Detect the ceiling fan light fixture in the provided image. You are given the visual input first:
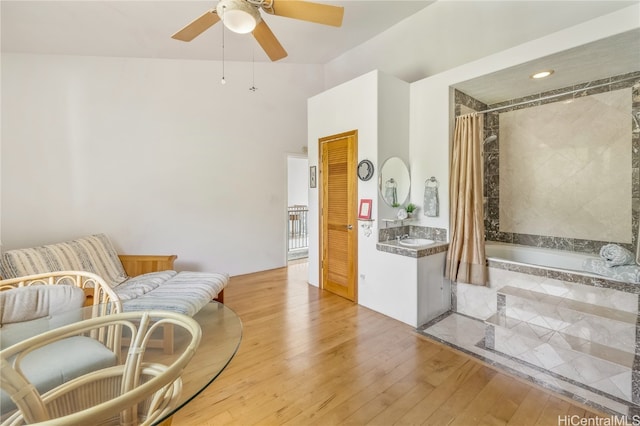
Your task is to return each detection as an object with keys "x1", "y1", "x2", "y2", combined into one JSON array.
[{"x1": 217, "y1": 0, "x2": 260, "y2": 34}]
